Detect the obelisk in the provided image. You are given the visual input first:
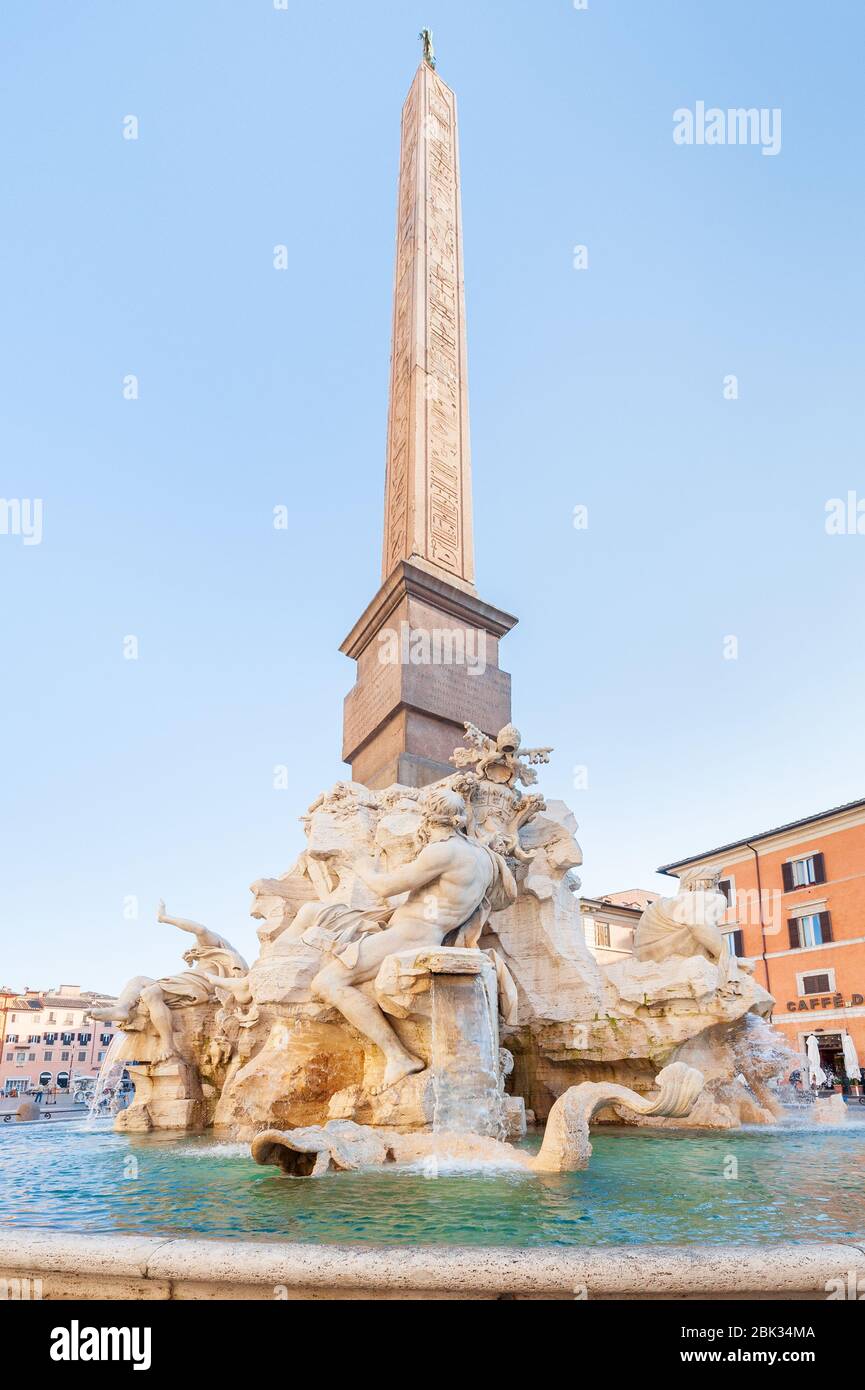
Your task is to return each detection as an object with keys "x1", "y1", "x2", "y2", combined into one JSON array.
[{"x1": 341, "y1": 40, "x2": 517, "y2": 789}]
